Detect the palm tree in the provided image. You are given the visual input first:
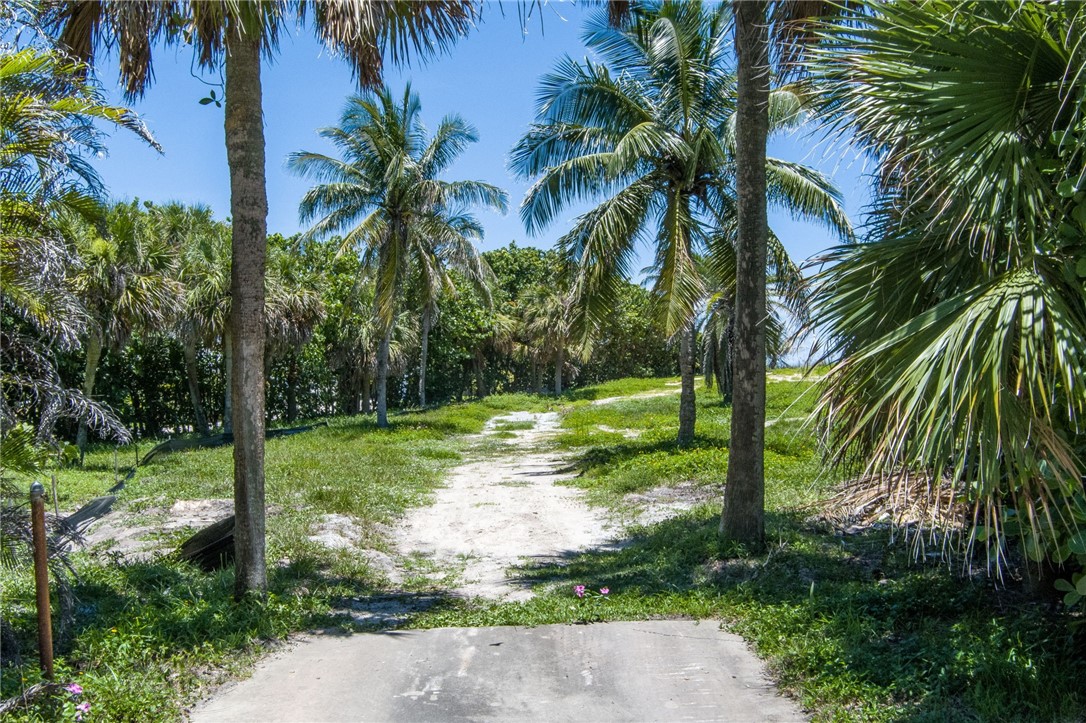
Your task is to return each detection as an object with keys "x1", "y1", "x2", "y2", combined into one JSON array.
[
  {"x1": 66, "y1": 200, "x2": 182, "y2": 458},
  {"x1": 325, "y1": 273, "x2": 380, "y2": 416},
  {"x1": 48, "y1": 0, "x2": 477, "y2": 597},
  {"x1": 520, "y1": 284, "x2": 579, "y2": 395},
  {"x1": 511, "y1": 1, "x2": 849, "y2": 447},
  {"x1": 701, "y1": 232, "x2": 807, "y2": 402},
  {"x1": 152, "y1": 202, "x2": 226, "y2": 436},
  {"x1": 807, "y1": 2, "x2": 1086, "y2": 569},
  {"x1": 720, "y1": 0, "x2": 771, "y2": 547},
  {"x1": 290, "y1": 86, "x2": 507, "y2": 426},
  {"x1": 264, "y1": 234, "x2": 326, "y2": 422},
  {"x1": 420, "y1": 212, "x2": 495, "y2": 408},
  {"x1": 720, "y1": 0, "x2": 852, "y2": 551},
  {"x1": 0, "y1": 46, "x2": 152, "y2": 443}
]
